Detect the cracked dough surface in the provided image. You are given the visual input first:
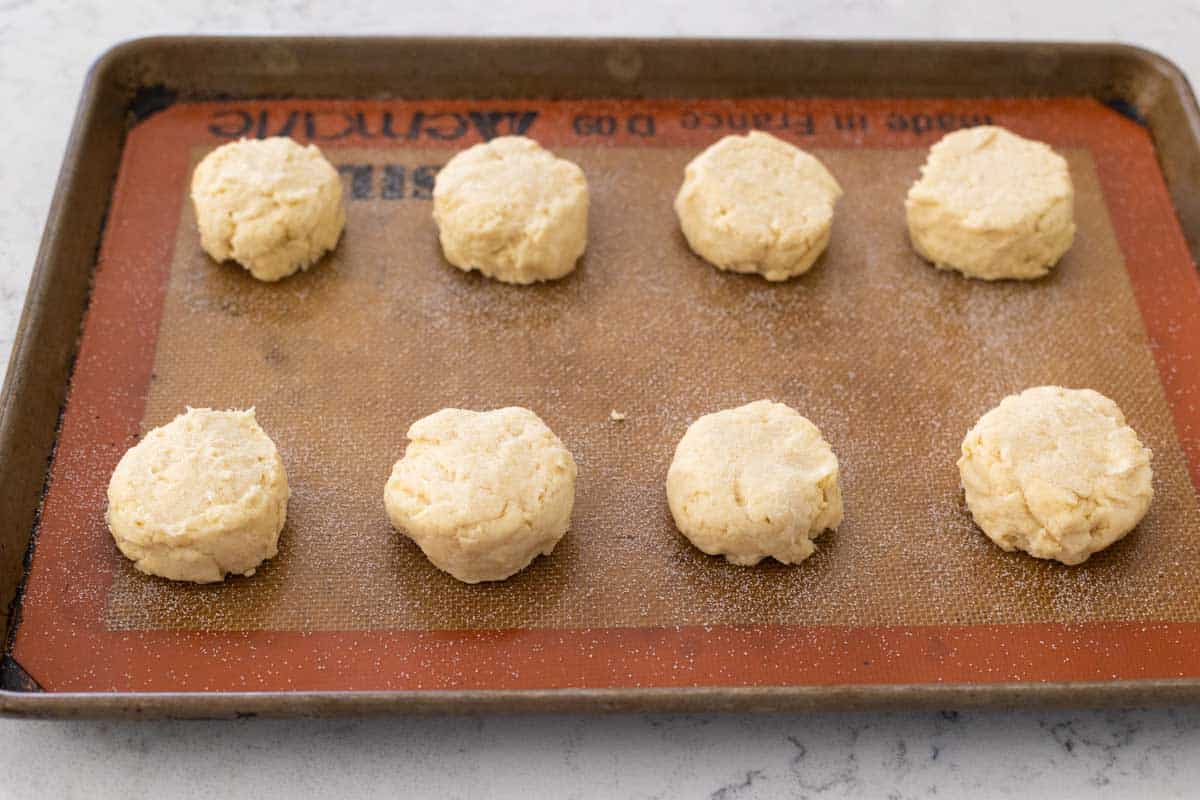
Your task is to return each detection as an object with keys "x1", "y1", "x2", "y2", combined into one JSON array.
[
  {"x1": 958, "y1": 386, "x2": 1153, "y2": 565},
  {"x1": 905, "y1": 125, "x2": 1075, "y2": 280},
  {"x1": 384, "y1": 407, "x2": 577, "y2": 583},
  {"x1": 666, "y1": 400, "x2": 843, "y2": 566},
  {"x1": 432, "y1": 136, "x2": 589, "y2": 284},
  {"x1": 674, "y1": 131, "x2": 843, "y2": 281},
  {"x1": 191, "y1": 136, "x2": 345, "y2": 282},
  {"x1": 106, "y1": 408, "x2": 290, "y2": 583}
]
